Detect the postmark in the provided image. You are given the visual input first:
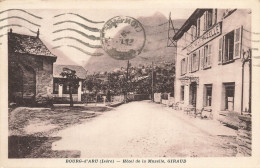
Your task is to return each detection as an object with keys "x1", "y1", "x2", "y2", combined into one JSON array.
[{"x1": 100, "y1": 16, "x2": 146, "y2": 60}]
